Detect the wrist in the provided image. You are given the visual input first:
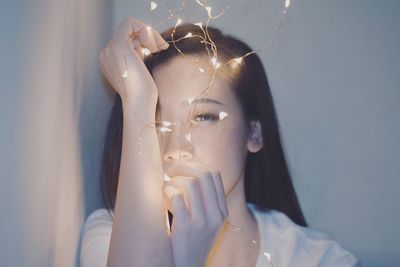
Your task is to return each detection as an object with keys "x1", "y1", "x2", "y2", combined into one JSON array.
[{"x1": 121, "y1": 95, "x2": 157, "y2": 124}]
